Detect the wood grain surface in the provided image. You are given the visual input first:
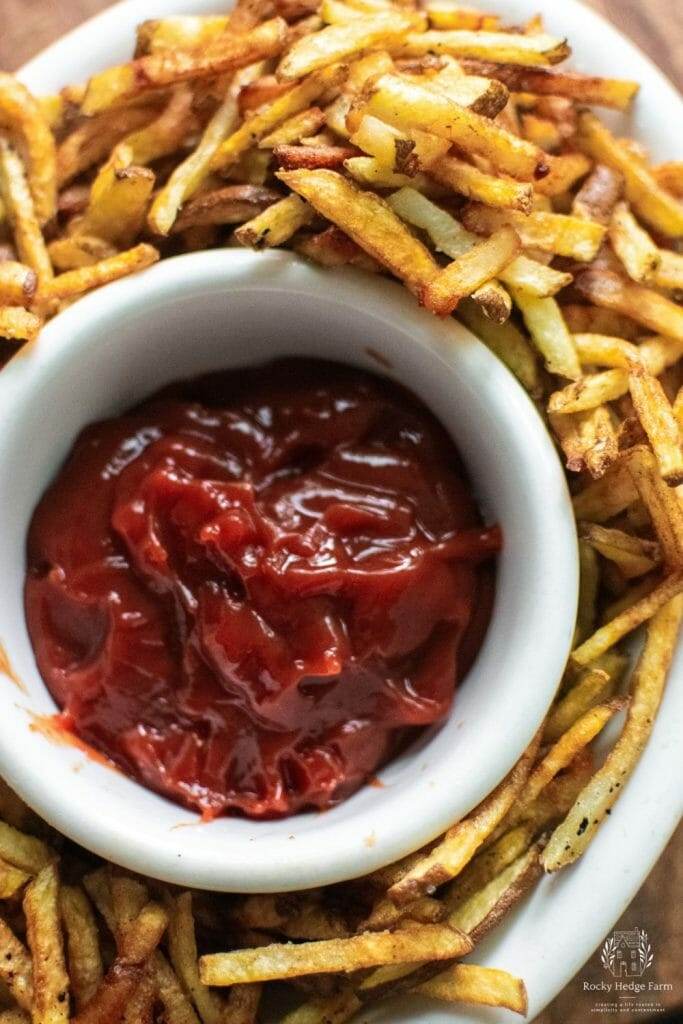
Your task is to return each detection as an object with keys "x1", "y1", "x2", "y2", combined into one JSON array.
[{"x1": 0, "y1": 2, "x2": 681, "y2": 1022}]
